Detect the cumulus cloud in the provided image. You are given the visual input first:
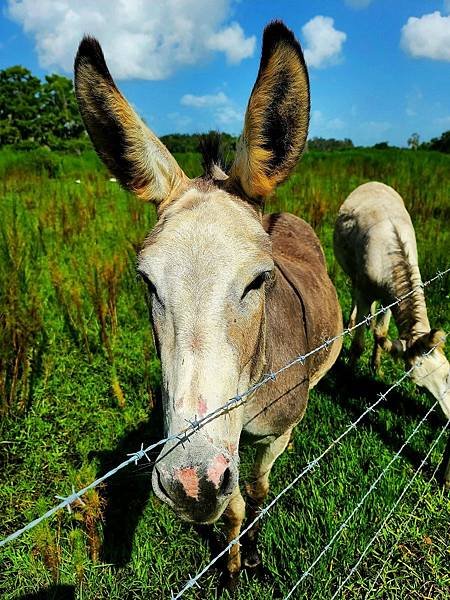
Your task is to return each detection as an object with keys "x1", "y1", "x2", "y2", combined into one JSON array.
[
  {"x1": 6, "y1": 0, "x2": 256, "y2": 79},
  {"x1": 180, "y1": 90, "x2": 243, "y2": 128},
  {"x1": 302, "y1": 16, "x2": 347, "y2": 68},
  {"x1": 401, "y1": 11, "x2": 450, "y2": 62},
  {"x1": 345, "y1": 0, "x2": 373, "y2": 8},
  {"x1": 206, "y1": 22, "x2": 255, "y2": 64},
  {"x1": 181, "y1": 91, "x2": 229, "y2": 108},
  {"x1": 310, "y1": 110, "x2": 346, "y2": 134}
]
